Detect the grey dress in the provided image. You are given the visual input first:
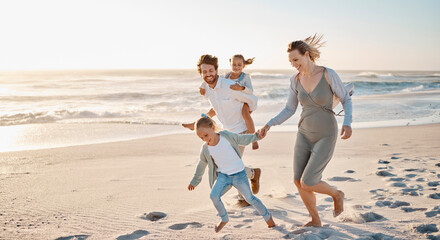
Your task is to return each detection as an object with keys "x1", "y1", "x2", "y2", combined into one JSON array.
[{"x1": 268, "y1": 67, "x2": 352, "y2": 186}]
